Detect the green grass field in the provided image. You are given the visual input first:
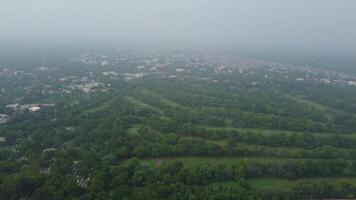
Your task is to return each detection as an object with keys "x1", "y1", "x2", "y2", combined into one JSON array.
[
  {"x1": 208, "y1": 177, "x2": 356, "y2": 191},
  {"x1": 127, "y1": 125, "x2": 141, "y2": 136},
  {"x1": 161, "y1": 157, "x2": 292, "y2": 168},
  {"x1": 199, "y1": 125, "x2": 356, "y2": 138},
  {"x1": 141, "y1": 89, "x2": 185, "y2": 109},
  {"x1": 125, "y1": 96, "x2": 163, "y2": 113},
  {"x1": 250, "y1": 177, "x2": 356, "y2": 190},
  {"x1": 180, "y1": 136, "x2": 227, "y2": 146}
]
